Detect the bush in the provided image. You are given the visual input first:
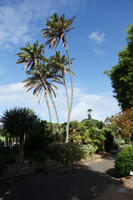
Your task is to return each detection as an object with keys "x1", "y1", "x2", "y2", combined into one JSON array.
[
  {"x1": 0, "y1": 155, "x2": 6, "y2": 174},
  {"x1": 87, "y1": 144, "x2": 98, "y2": 155},
  {"x1": 125, "y1": 138, "x2": 131, "y2": 144},
  {"x1": 35, "y1": 163, "x2": 46, "y2": 172},
  {"x1": 31, "y1": 151, "x2": 47, "y2": 162},
  {"x1": 24, "y1": 131, "x2": 54, "y2": 156},
  {"x1": 48, "y1": 143, "x2": 97, "y2": 166},
  {"x1": 104, "y1": 129, "x2": 114, "y2": 152},
  {"x1": 0, "y1": 140, "x2": 10, "y2": 155},
  {"x1": 5, "y1": 153, "x2": 16, "y2": 165},
  {"x1": 115, "y1": 146, "x2": 133, "y2": 177}
]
